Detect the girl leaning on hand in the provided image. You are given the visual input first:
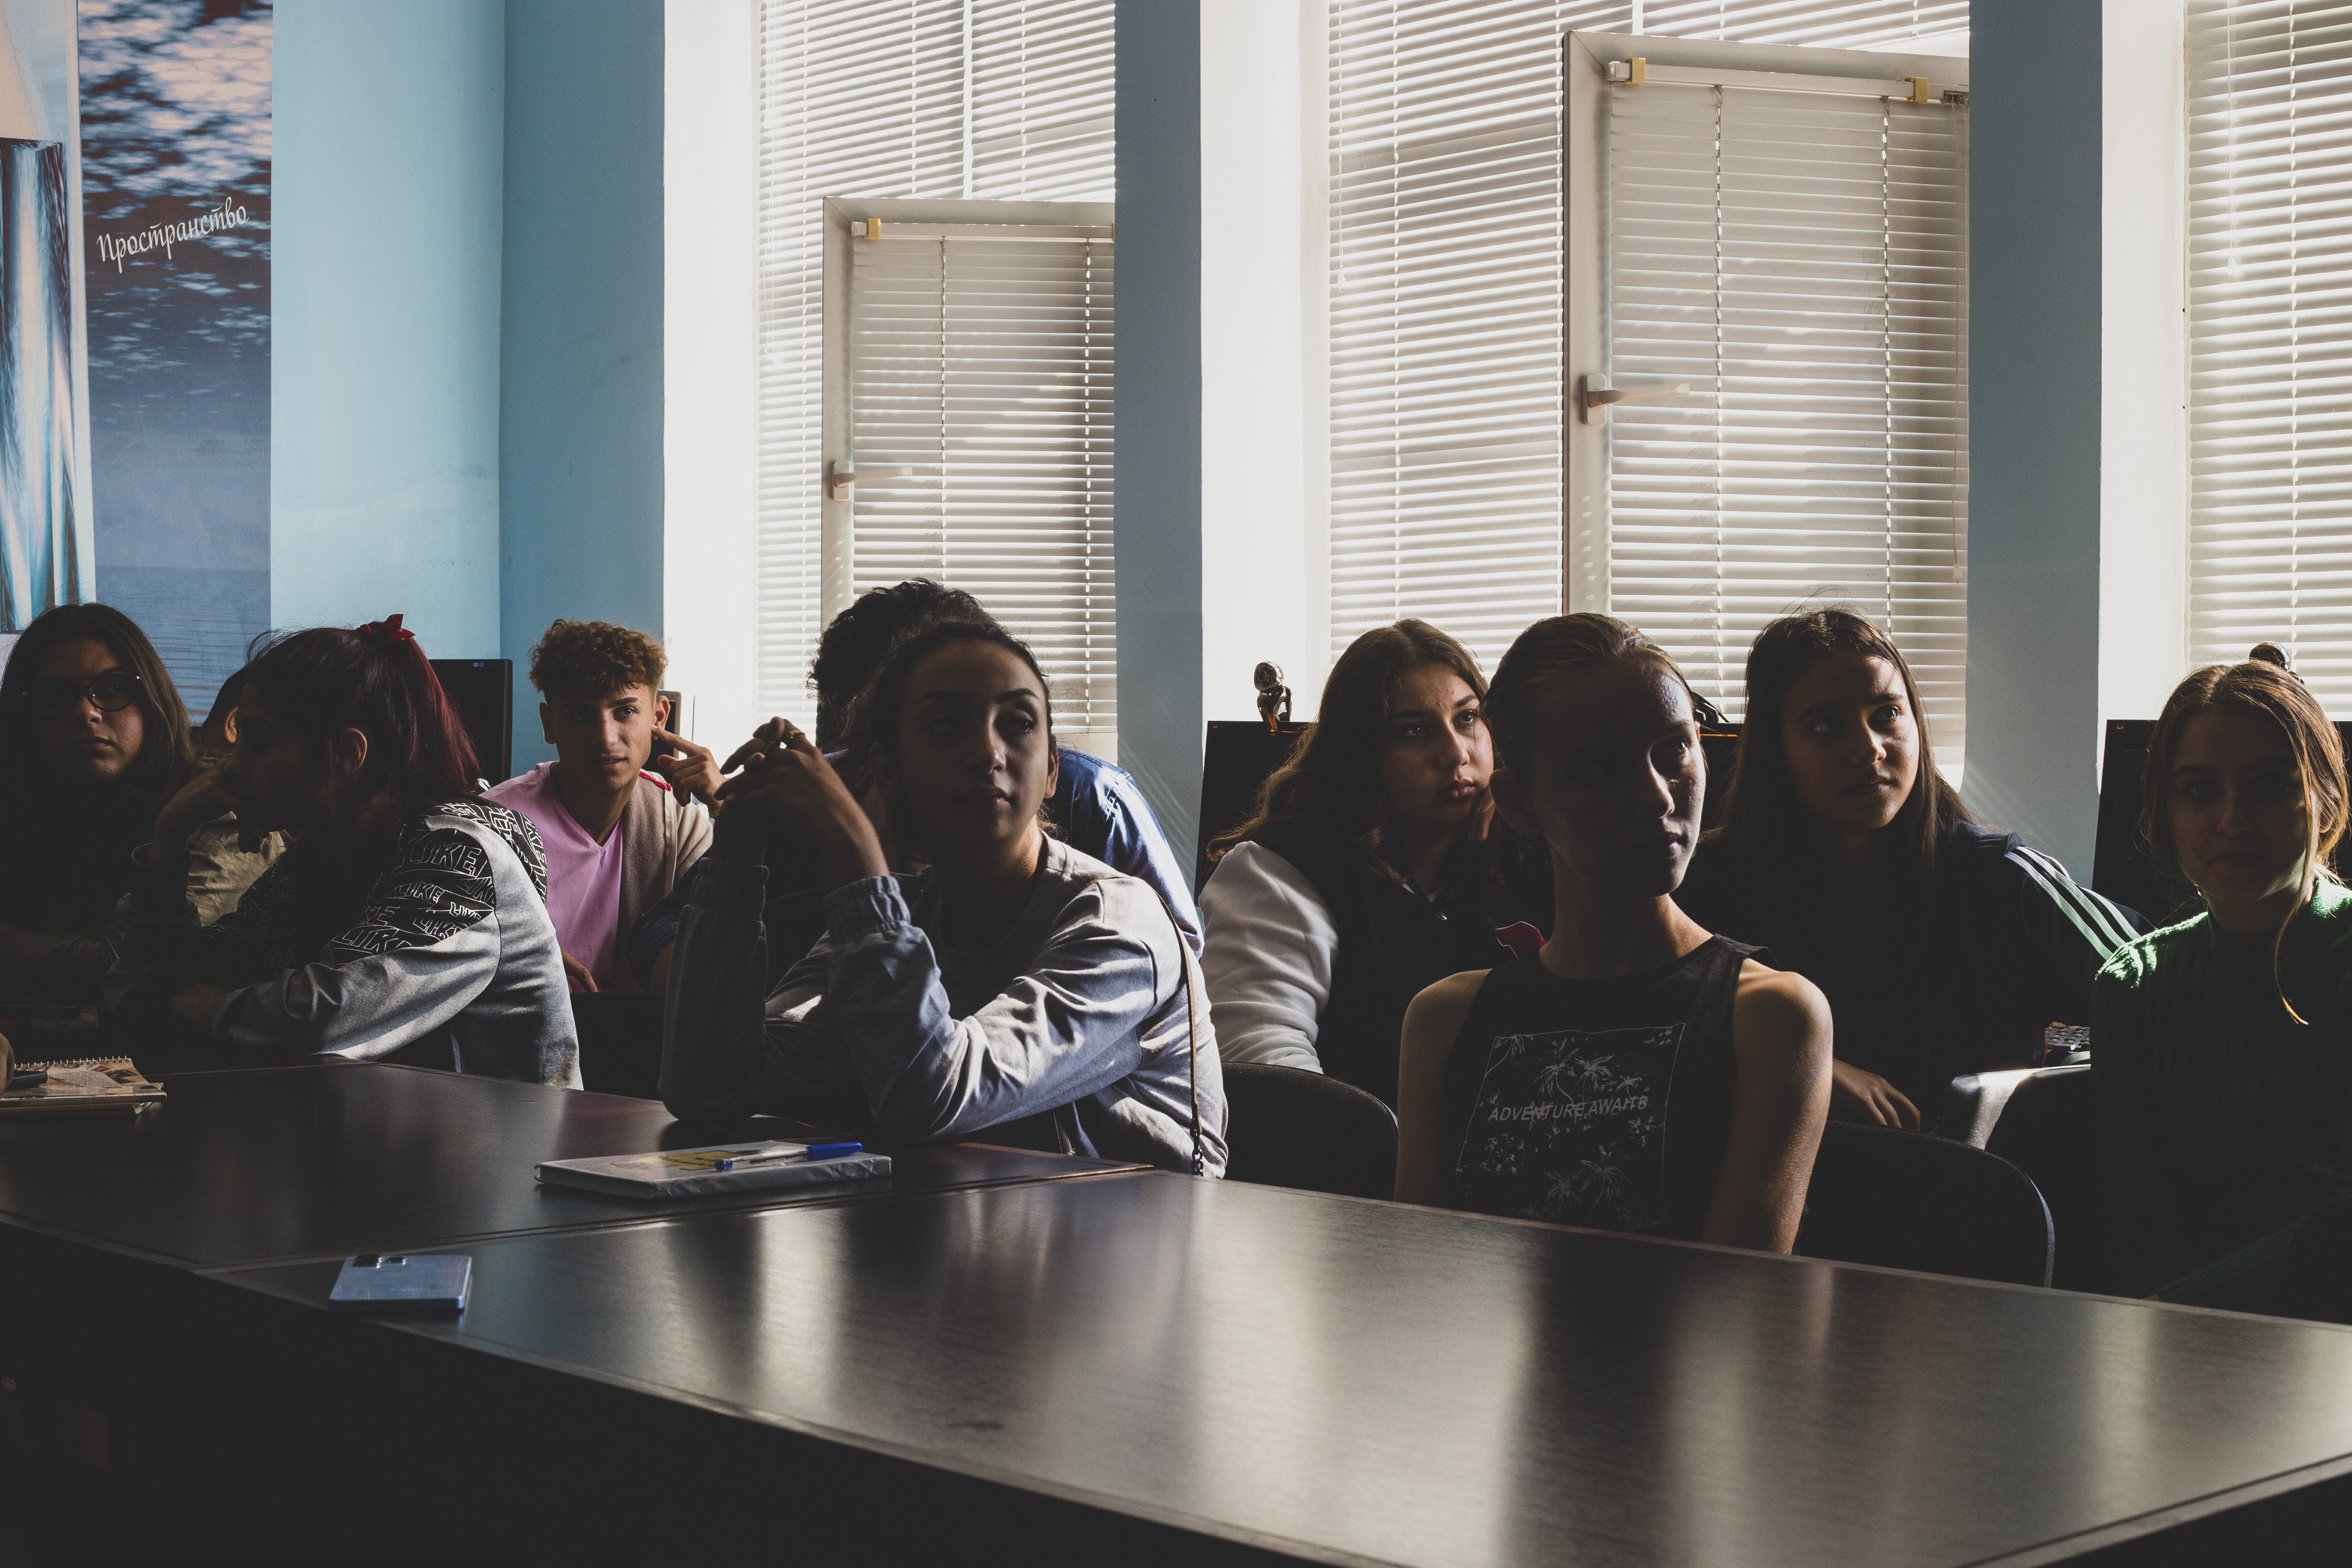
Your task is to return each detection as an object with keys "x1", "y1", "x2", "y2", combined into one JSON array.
[{"x1": 658, "y1": 619, "x2": 1224, "y2": 1175}]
